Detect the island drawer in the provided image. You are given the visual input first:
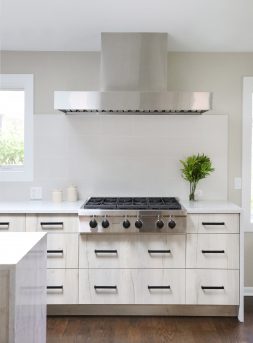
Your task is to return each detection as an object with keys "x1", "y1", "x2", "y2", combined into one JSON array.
[{"x1": 187, "y1": 214, "x2": 239, "y2": 233}]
